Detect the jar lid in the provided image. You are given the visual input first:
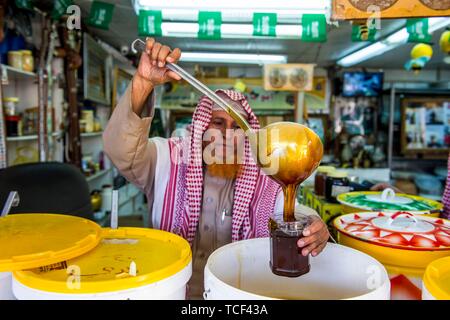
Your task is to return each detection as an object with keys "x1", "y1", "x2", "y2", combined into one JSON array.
[
  {"x1": 4, "y1": 97, "x2": 19, "y2": 103},
  {"x1": 19, "y1": 50, "x2": 32, "y2": 55},
  {"x1": 5, "y1": 115, "x2": 21, "y2": 121},
  {"x1": 8, "y1": 51, "x2": 22, "y2": 55},
  {"x1": 328, "y1": 170, "x2": 348, "y2": 178},
  {"x1": 316, "y1": 166, "x2": 335, "y2": 173}
]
